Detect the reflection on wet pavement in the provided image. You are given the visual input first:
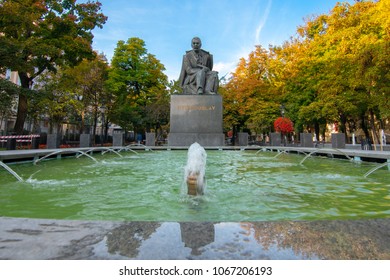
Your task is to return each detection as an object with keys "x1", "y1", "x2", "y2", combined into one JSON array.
[{"x1": 0, "y1": 218, "x2": 389, "y2": 259}]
